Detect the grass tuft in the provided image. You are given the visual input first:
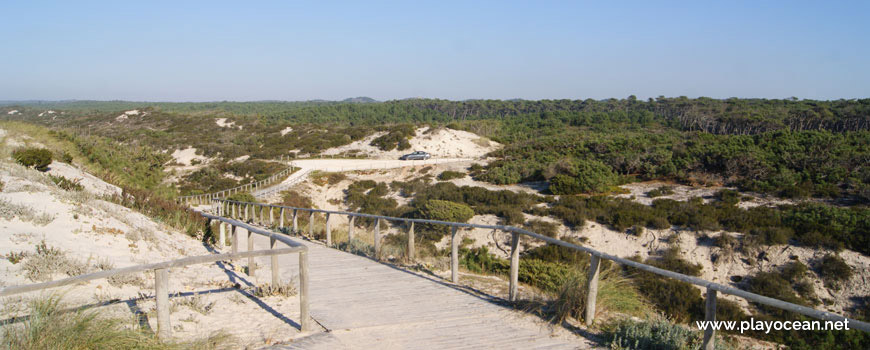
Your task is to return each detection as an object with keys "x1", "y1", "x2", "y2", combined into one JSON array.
[{"x1": 2, "y1": 295, "x2": 235, "y2": 349}]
